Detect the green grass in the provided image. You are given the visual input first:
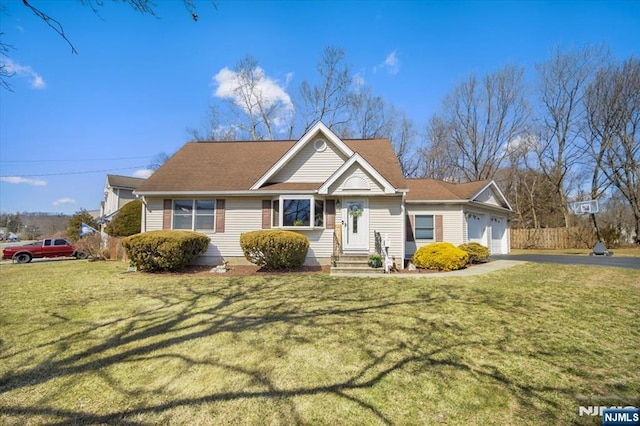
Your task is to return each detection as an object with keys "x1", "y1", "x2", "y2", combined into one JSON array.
[{"x1": 1, "y1": 260, "x2": 638, "y2": 425}]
